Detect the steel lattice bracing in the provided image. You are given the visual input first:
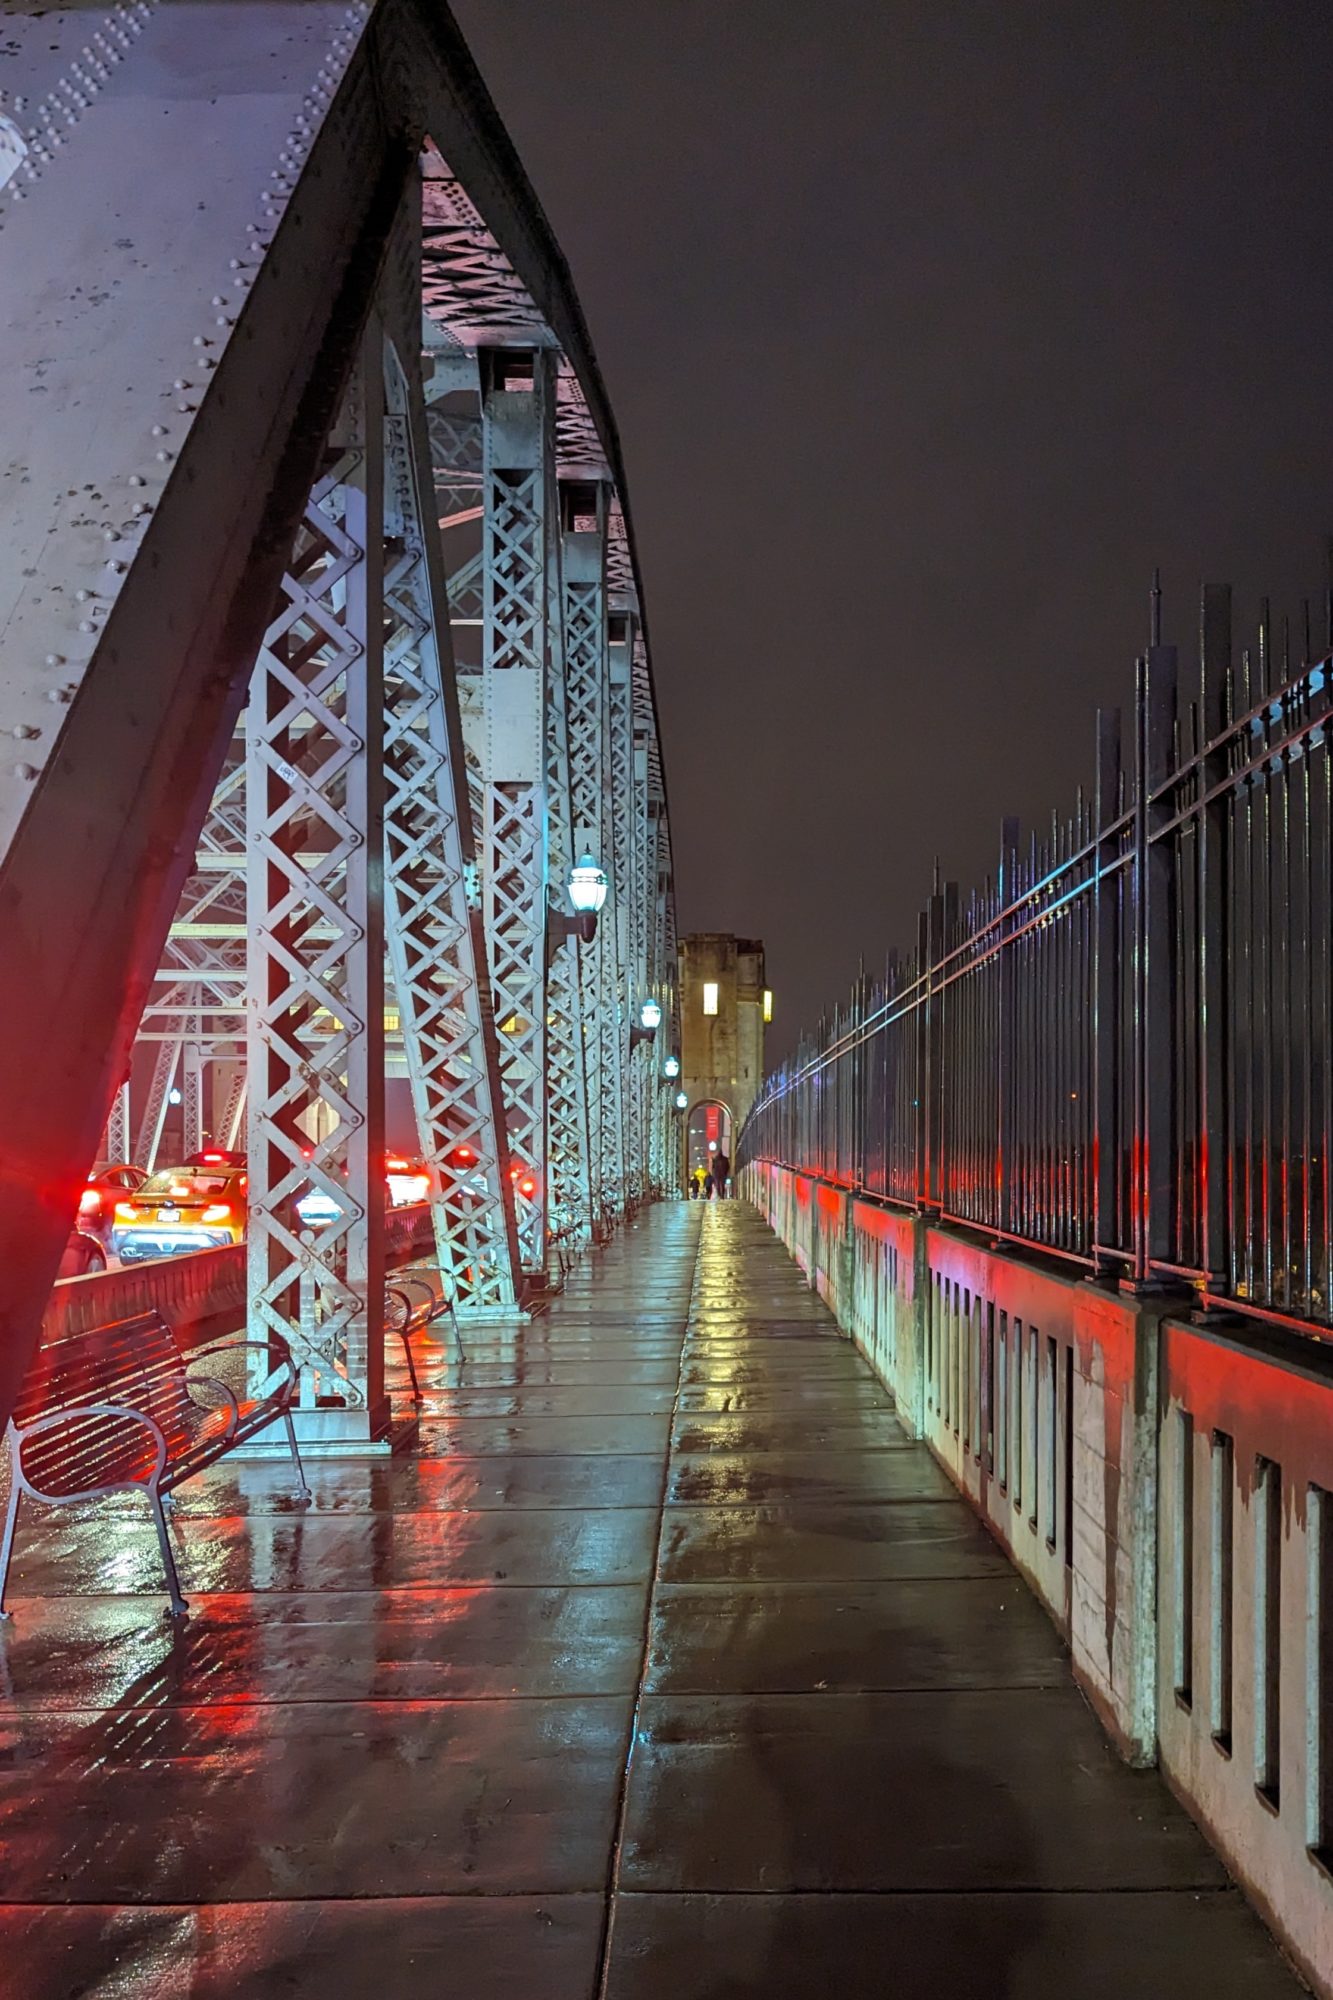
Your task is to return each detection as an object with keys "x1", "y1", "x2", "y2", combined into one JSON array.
[
  {"x1": 380, "y1": 338, "x2": 521, "y2": 1315},
  {"x1": 245, "y1": 334, "x2": 389, "y2": 1438},
  {"x1": 562, "y1": 491, "x2": 619, "y2": 1218},
  {"x1": 0, "y1": 0, "x2": 676, "y2": 1440}
]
